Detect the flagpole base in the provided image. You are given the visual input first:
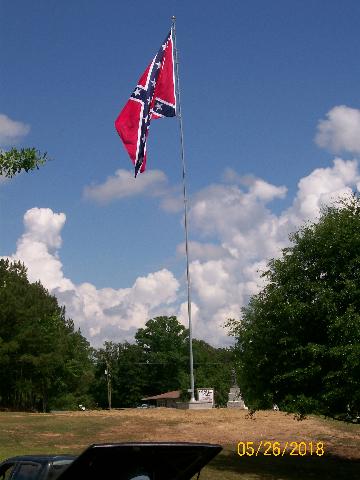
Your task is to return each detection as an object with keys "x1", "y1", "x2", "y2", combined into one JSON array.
[{"x1": 176, "y1": 401, "x2": 213, "y2": 410}]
